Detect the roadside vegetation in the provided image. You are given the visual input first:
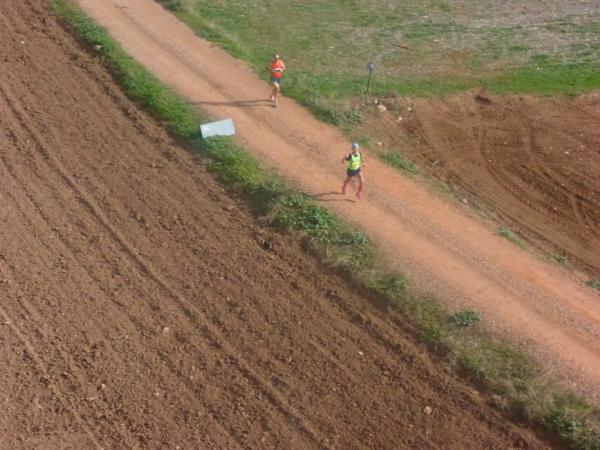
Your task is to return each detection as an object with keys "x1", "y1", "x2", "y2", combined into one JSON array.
[
  {"x1": 381, "y1": 151, "x2": 420, "y2": 175},
  {"x1": 554, "y1": 254, "x2": 569, "y2": 266},
  {"x1": 53, "y1": 1, "x2": 600, "y2": 448},
  {"x1": 497, "y1": 226, "x2": 527, "y2": 249}
]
